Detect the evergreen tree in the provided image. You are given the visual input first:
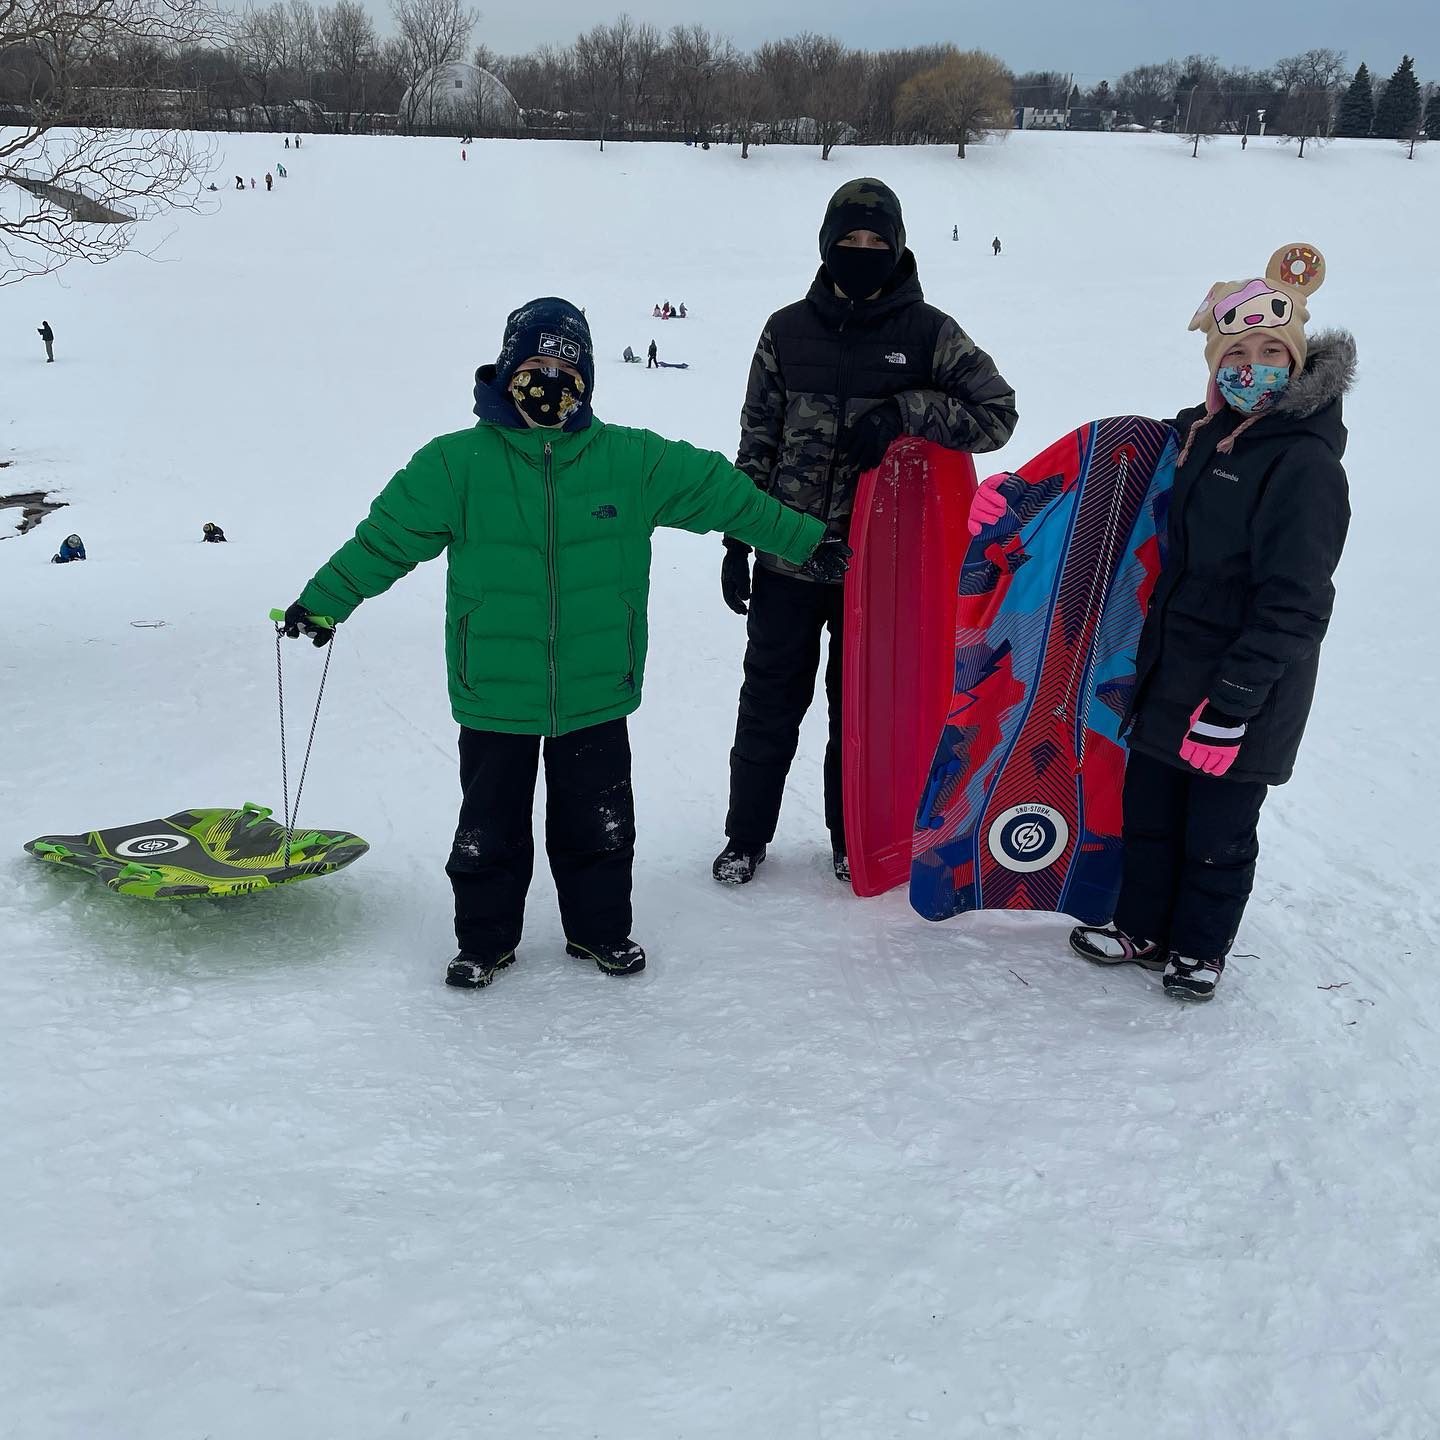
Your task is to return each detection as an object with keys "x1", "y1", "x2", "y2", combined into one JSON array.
[
  {"x1": 1426, "y1": 88, "x2": 1440, "y2": 137},
  {"x1": 1374, "y1": 55, "x2": 1421, "y2": 139},
  {"x1": 1335, "y1": 63, "x2": 1374, "y2": 137}
]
